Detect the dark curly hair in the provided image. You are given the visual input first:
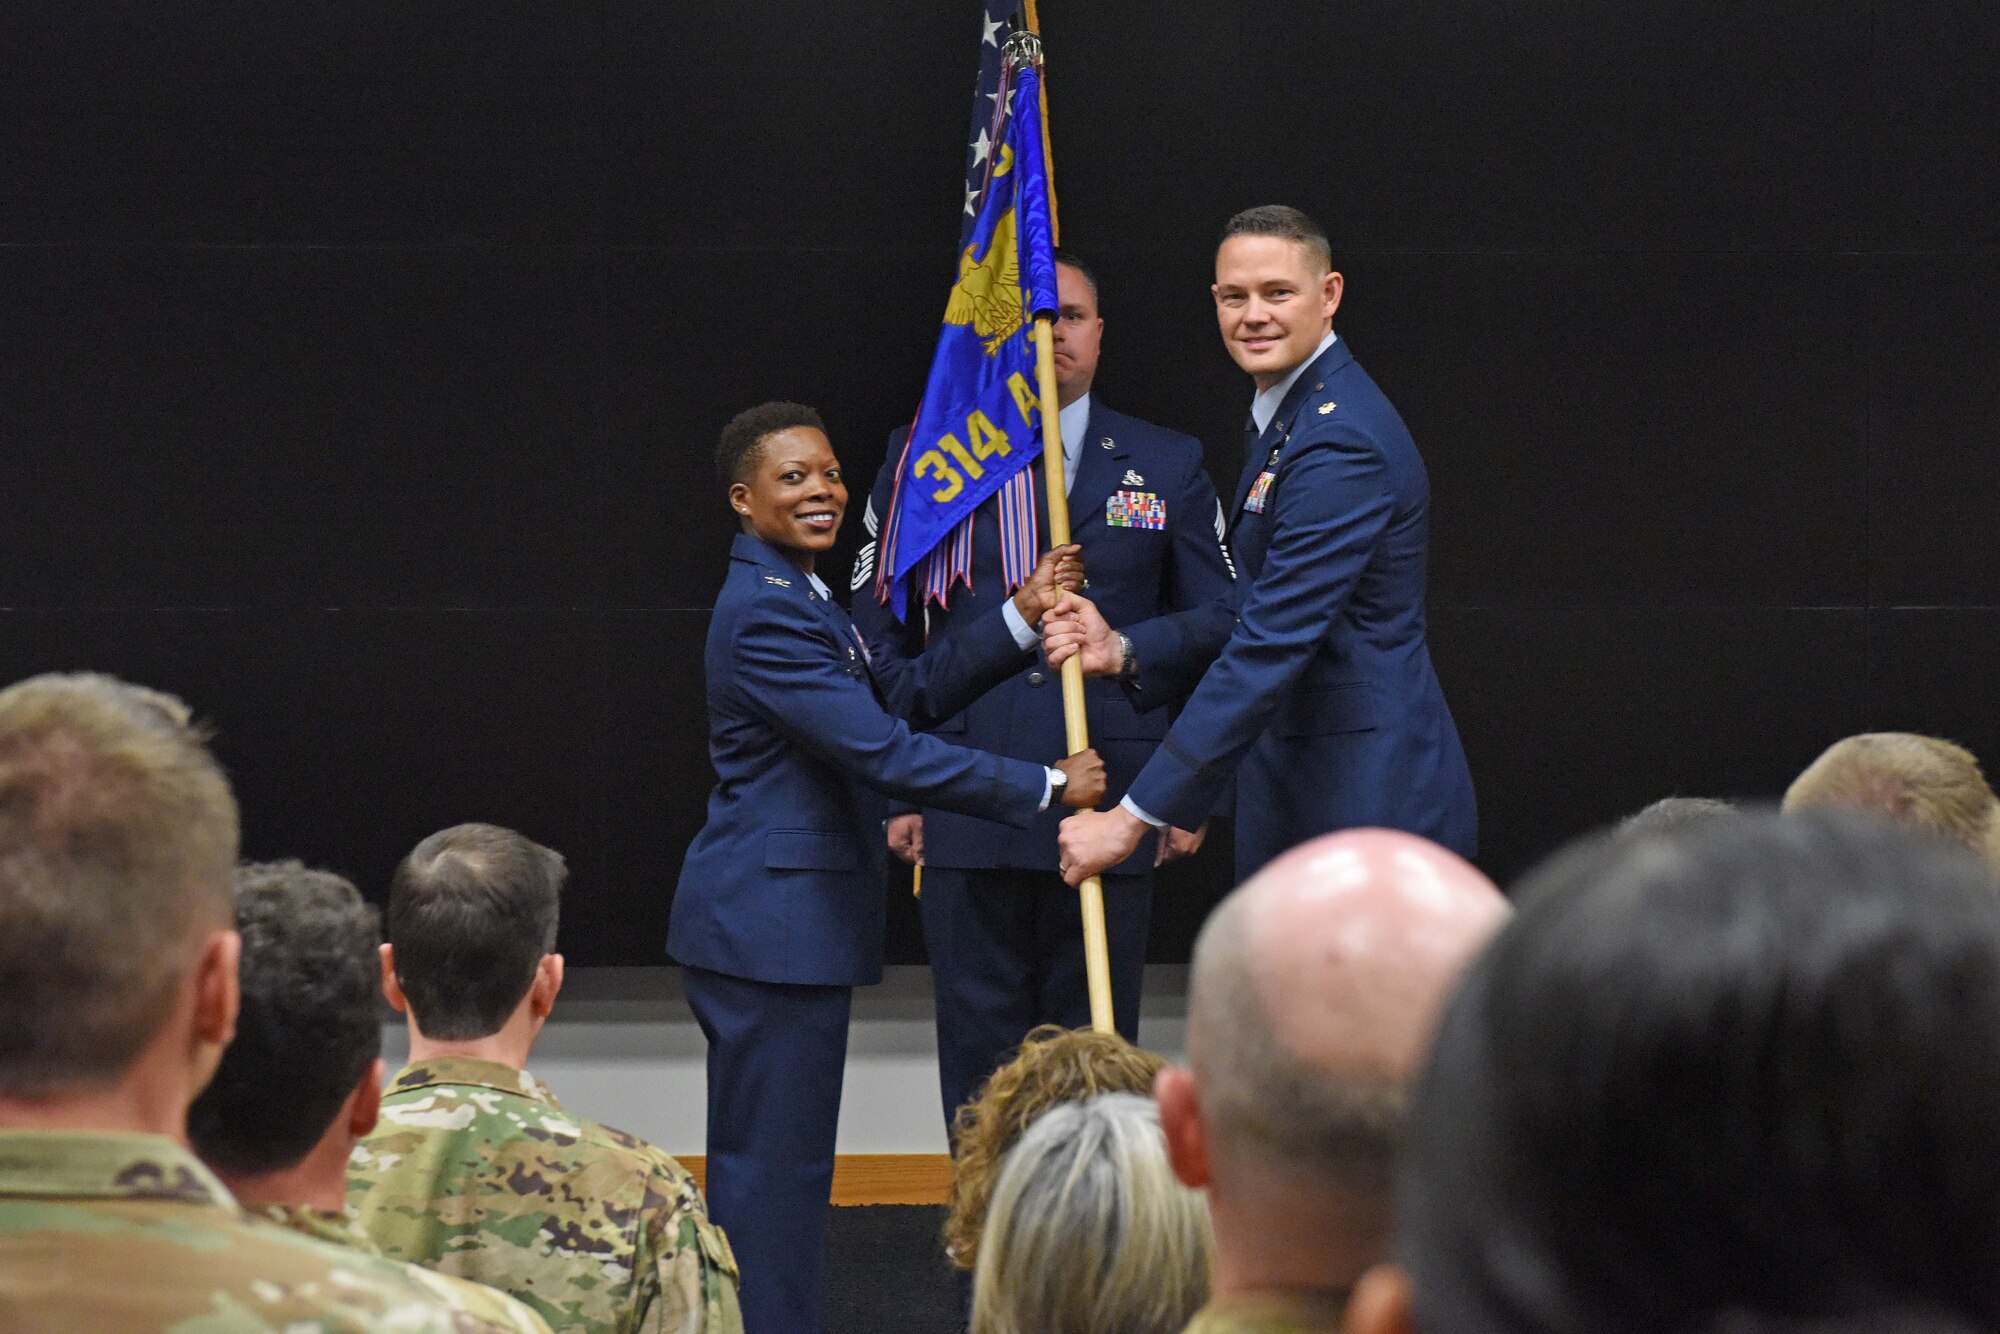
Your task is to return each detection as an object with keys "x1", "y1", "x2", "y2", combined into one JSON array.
[
  {"x1": 186, "y1": 860, "x2": 382, "y2": 1176},
  {"x1": 716, "y1": 401, "x2": 827, "y2": 487}
]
